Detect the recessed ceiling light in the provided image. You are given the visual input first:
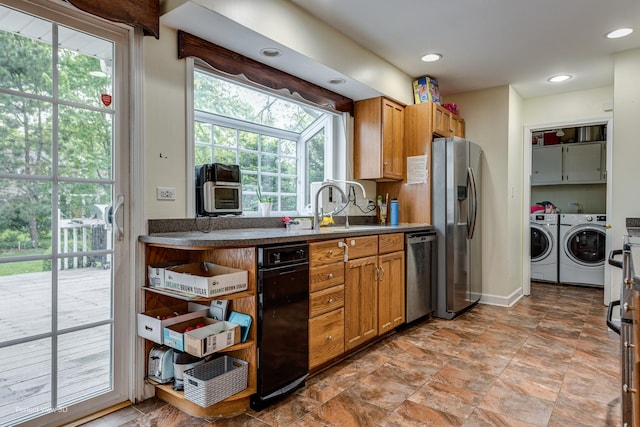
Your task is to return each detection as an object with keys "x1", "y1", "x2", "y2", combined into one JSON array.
[
  {"x1": 260, "y1": 48, "x2": 282, "y2": 58},
  {"x1": 328, "y1": 78, "x2": 346, "y2": 85},
  {"x1": 548, "y1": 74, "x2": 572, "y2": 83},
  {"x1": 421, "y1": 53, "x2": 442, "y2": 62},
  {"x1": 606, "y1": 28, "x2": 634, "y2": 39}
]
